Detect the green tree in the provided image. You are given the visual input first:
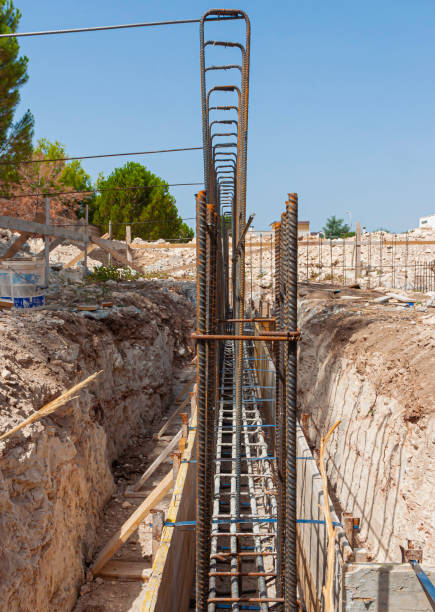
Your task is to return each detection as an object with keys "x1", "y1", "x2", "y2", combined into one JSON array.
[
  {"x1": 0, "y1": 0, "x2": 34, "y2": 184},
  {"x1": 90, "y1": 162, "x2": 194, "y2": 241},
  {"x1": 322, "y1": 215, "x2": 350, "y2": 239},
  {"x1": 1, "y1": 139, "x2": 93, "y2": 221},
  {"x1": 33, "y1": 139, "x2": 93, "y2": 214}
]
